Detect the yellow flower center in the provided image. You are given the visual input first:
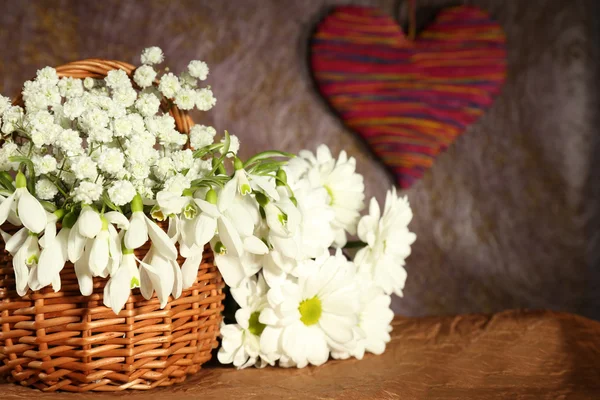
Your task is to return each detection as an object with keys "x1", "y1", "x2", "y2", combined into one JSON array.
[
  {"x1": 298, "y1": 296, "x2": 322, "y2": 326},
  {"x1": 248, "y1": 311, "x2": 266, "y2": 336}
]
